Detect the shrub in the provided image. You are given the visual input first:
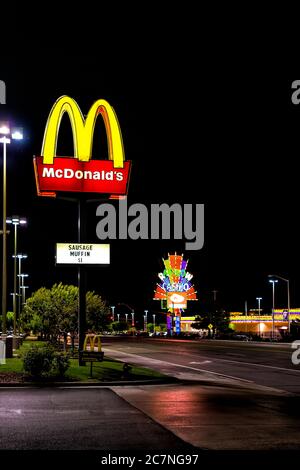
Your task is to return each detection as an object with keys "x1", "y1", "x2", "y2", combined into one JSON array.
[
  {"x1": 23, "y1": 345, "x2": 70, "y2": 379},
  {"x1": 23, "y1": 345, "x2": 54, "y2": 378},
  {"x1": 52, "y1": 352, "x2": 70, "y2": 377}
]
